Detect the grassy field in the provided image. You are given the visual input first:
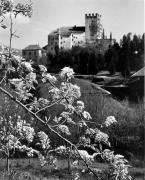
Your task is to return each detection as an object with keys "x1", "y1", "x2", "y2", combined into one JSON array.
[{"x1": 0, "y1": 158, "x2": 144, "y2": 180}]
